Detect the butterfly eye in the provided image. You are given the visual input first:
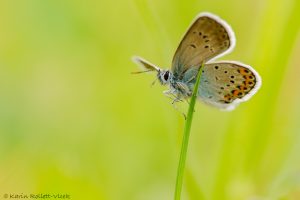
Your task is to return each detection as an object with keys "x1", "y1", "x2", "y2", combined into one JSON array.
[{"x1": 163, "y1": 71, "x2": 169, "y2": 81}]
